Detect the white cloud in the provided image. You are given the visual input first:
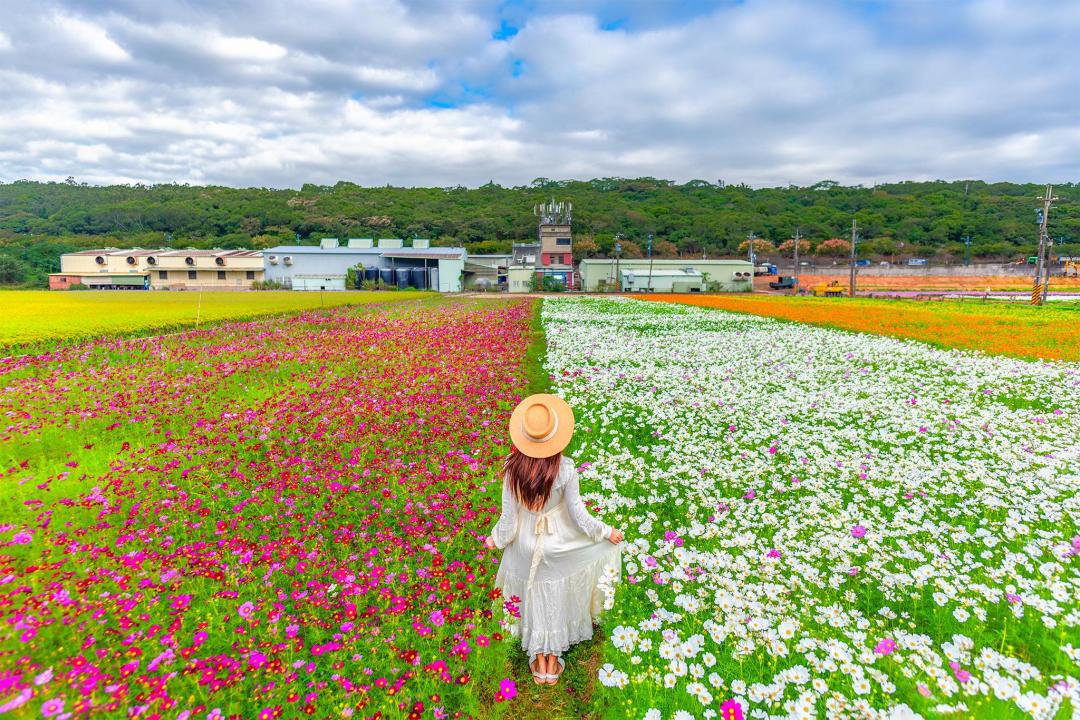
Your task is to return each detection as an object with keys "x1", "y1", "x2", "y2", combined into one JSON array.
[
  {"x1": 51, "y1": 13, "x2": 131, "y2": 63},
  {"x1": 205, "y1": 33, "x2": 288, "y2": 62},
  {"x1": 0, "y1": 1, "x2": 1078, "y2": 187}
]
